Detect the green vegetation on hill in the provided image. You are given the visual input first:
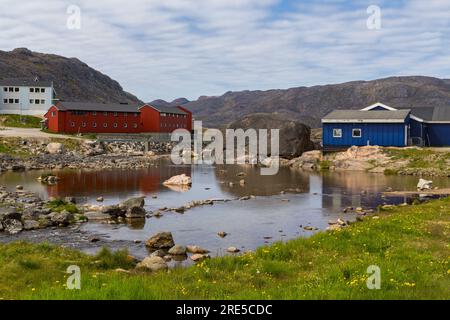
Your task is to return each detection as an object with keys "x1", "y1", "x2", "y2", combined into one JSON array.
[
  {"x1": 0, "y1": 114, "x2": 42, "y2": 128},
  {"x1": 0, "y1": 197, "x2": 448, "y2": 300}
]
